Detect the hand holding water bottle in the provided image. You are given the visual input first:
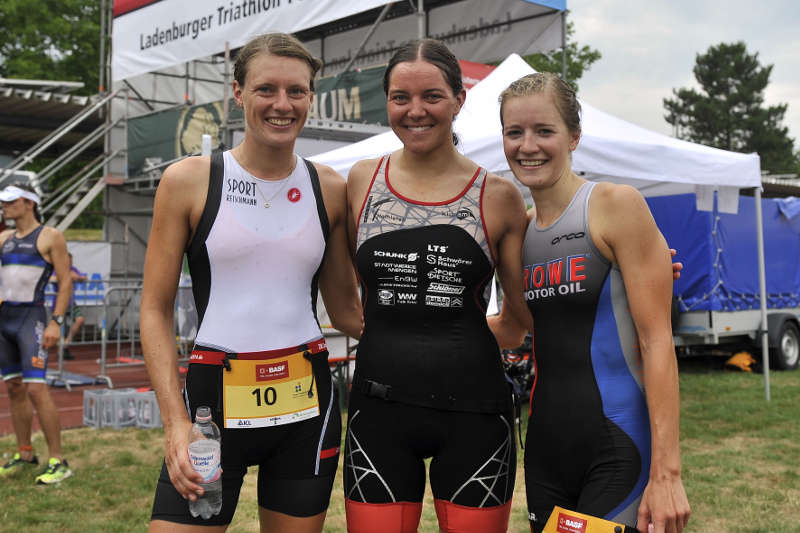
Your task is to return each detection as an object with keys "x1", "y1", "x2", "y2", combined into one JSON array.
[{"x1": 188, "y1": 406, "x2": 222, "y2": 519}]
